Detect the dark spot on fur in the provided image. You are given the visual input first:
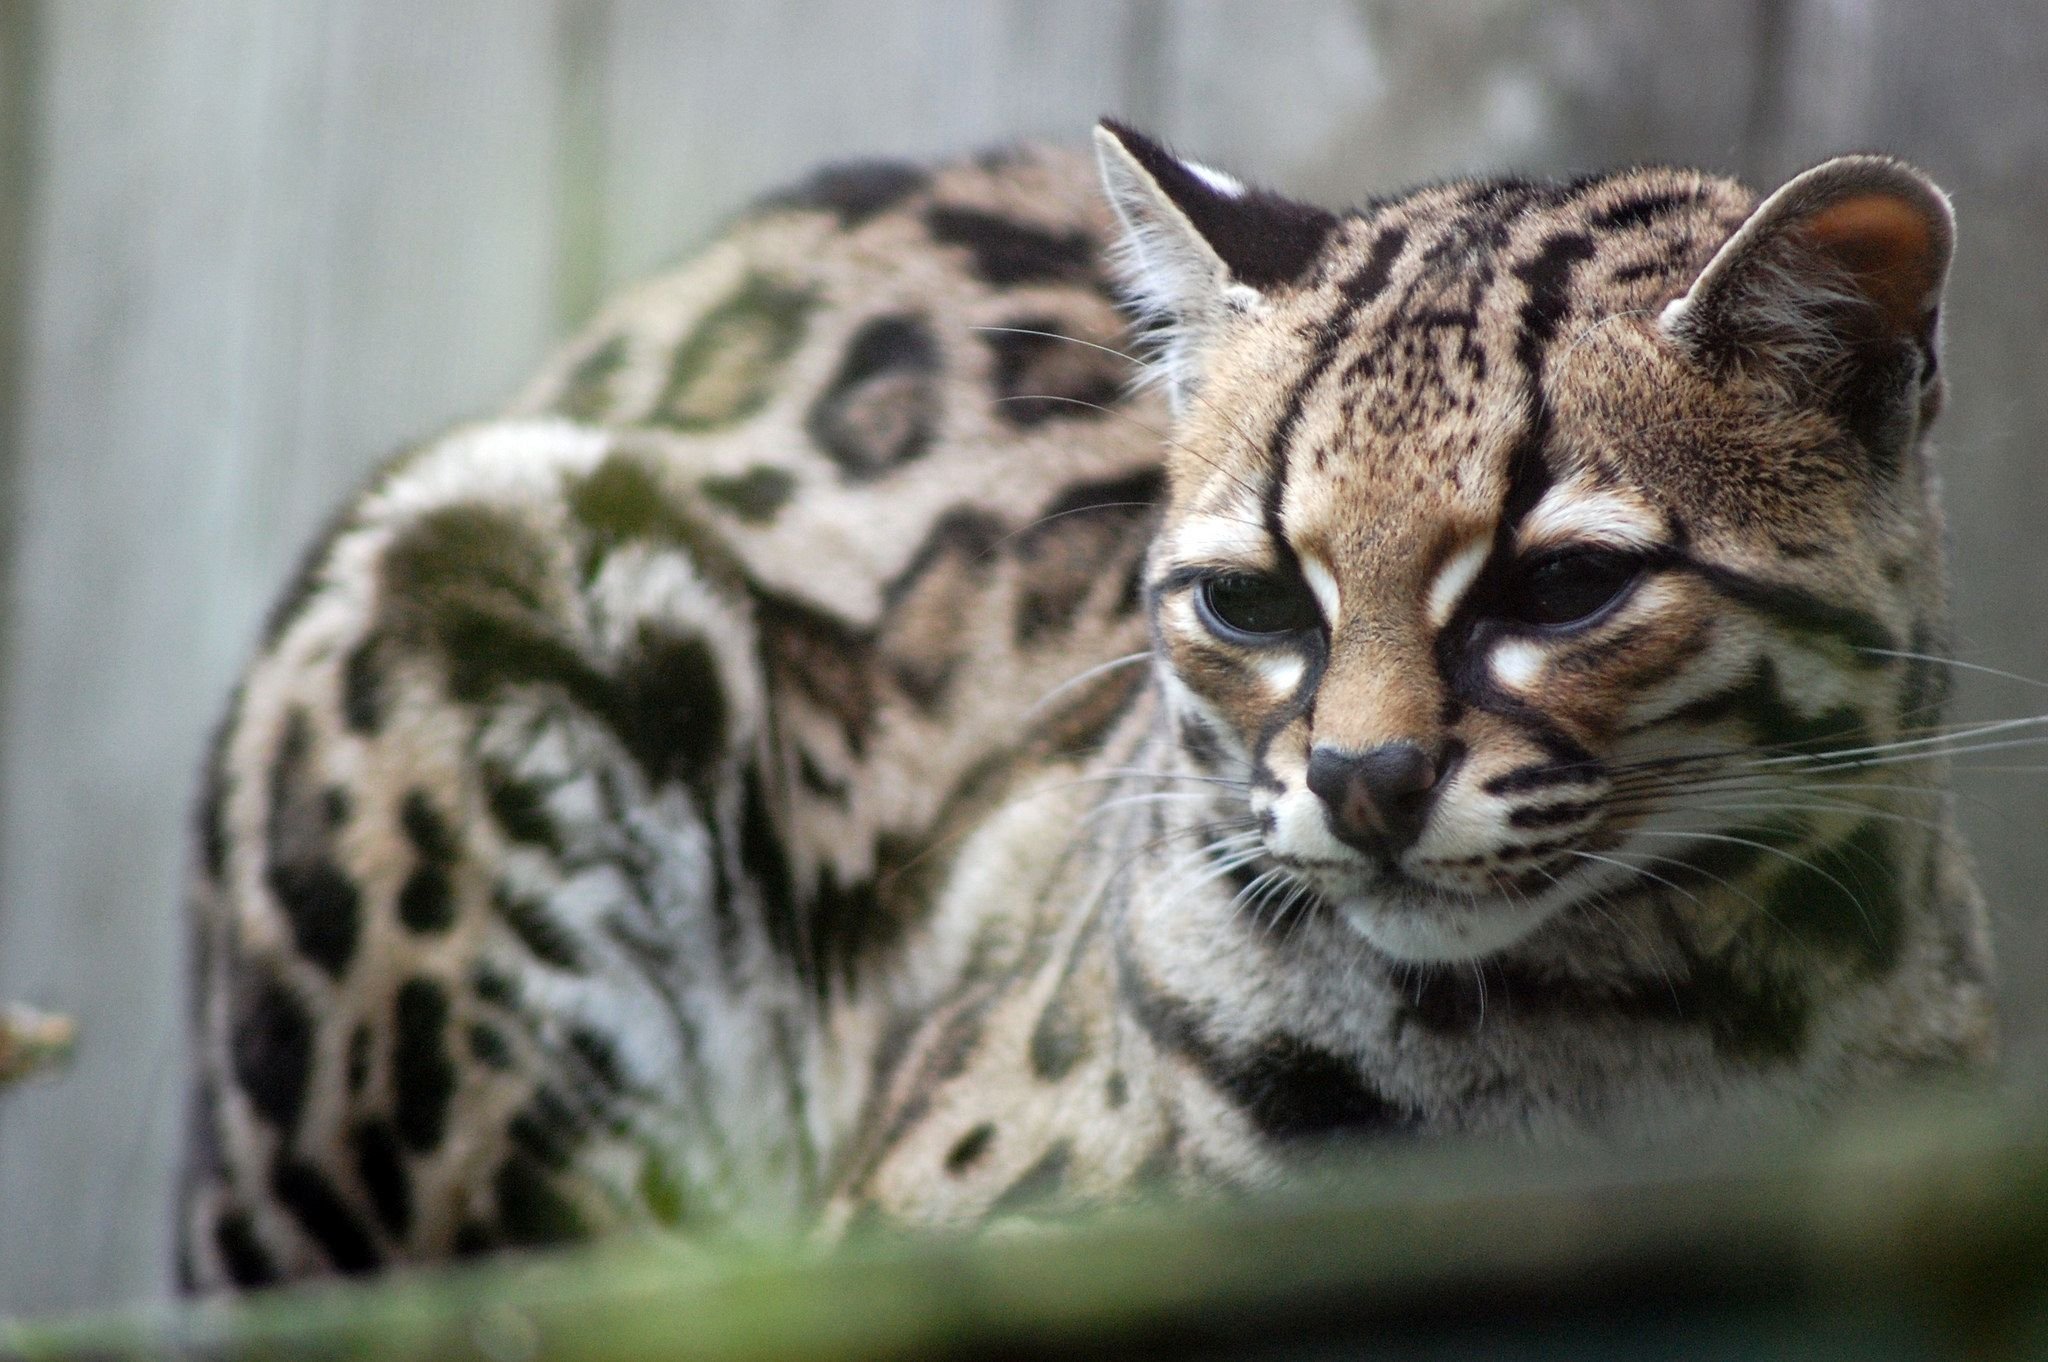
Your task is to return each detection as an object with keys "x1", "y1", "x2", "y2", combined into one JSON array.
[
  {"x1": 567, "y1": 1026, "x2": 632, "y2": 1105},
  {"x1": 1688, "y1": 561, "x2": 1897, "y2": 656},
  {"x1": 495, "y1": 1150, "x2": 591, "y2": 1246},
  {"x1": 611, "y1": 624, "x2": 729, "y2": 792},
  {"x1": 570, "y1": 455, "x2": 686, "y2": 564},
  {"x1": 554, "y1": 334, "x2": 630, "y2": 422},
  {"x1": 377, "y1": 503, "x2": 623, "y2": 716},
  {"x1": 1105, "y1": 1071, "x2": 1128, "y2": 1108},
  {"x1": 471, "y1": 961, "x2": 521, "y2": 1008},
  {"x1": 757, "y1": 159, "x2": 928, "y2": 226},
  {"x1": 876, "y1": 508, "x2": 1005, "y2": 709},
  {"x1": 944, "y1": 1123, "x2": 996, "y2": 1176},
  {"x1": 508, "y1": 1085, "x2": 591, "y2": 1171},
  {"x1": 346, "y1": 1023, "x2": 373, "y2": 1094},
  {"x1": 1766, "y1": 820, "x2": 1904, "y2": 974},
  {"x1": 1685, "y1": 952, "x2": 1812, "y2": 1062},
  {"x1": 1011, "y1": 469, "x2": 1163, "y2": 645},
  {"x1": 1665, "y1": 656, "x2": 1867, "y2": 756},
  {"x1": 1400, "y1": 948, "x2": 1812, "y2": 1066},
  {"x1": 393, "y1": 977, "x2": 457, "y2": 1152},
  {"x1": 700, "y1": 465, "x2": 797, "y2": 523},
  {"x1": 1028, "y1": 990, "x2": 1090, "y2": 1082},
  {"x1": 469, "y1": 1021, "x2": 515, "y2": 1070},
  {"x1": 795, "y1": 747, "x2": 850, "y2": 804},
  {"x1": 988, "y1": 1142, "x2": 1071, "y2": 1217},
  {"x1": 1177, "y1": 712, "x2": 1225, "y2": 770},
  {"x1": 396, "y1": 790, "x2": 458, "y2": 934},
  {"x1": 271, "y1": 1158, "x2": 380, "y2": 1274},
  {"x1": 812, "y1": 870, "x2": 887, "y2": 998},
  {"x1": 482, "y1": 761, "x2": 562, "y2": 857},
  {"x1": 340, "y1": 633, "x2": 384, "y2": 734},
  {"x1": 861, "y1": 995, "x2": 994, "y2": 1177},
  {"x1": 806, "y1": 314, "x2": 941, "y2": 480},
  {"x1": 213, "y1": 1211, "x2": 277, "y2": 1288},
  {"x1": 736, "y1": 766, "x2": 802, "y2": 971},
  {"x1": 650, "y1": 274, "x2": 813, "y2": 431},
  {"x1": 1124, "y1": 967, "x2": 1414, "y2": 1144},
  {"x1": 1031, "y1": 655, "x2": 1149, "y2": 758},
  {"x1": 231, "y1": 971, "x2": 314, "y2": 1138},
  {"x1": 925, "y1": 205, "x2": 1094, "y2": 288},
  {"x1": 493, "y1": 884, "x2": 586, "y2": 973},
  {"x1": 265, "y1": 709, "x2": 361, "y2": 977},
  {"x1": 452, "y1": 1221, "x2": 499, "y2": 1257},
  {"x1": 1591, "y1": 189, "x2": 1700, "y2": 232},
  {"x1": 383, "y1": 504, "x2": 552, "y2": 619},
  {"x1": 983, "y1": 317, "x2": 1129, "y2": 426},
  {"x1": 755, "y1": 592, "x2": 876, "y2": 756},
  {"x1": 400, "y1": 789, "x2": 456, "y2": 864},
  {"x1": 354, "y1": 1118, "x2": 412, "y2": 1238}
]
